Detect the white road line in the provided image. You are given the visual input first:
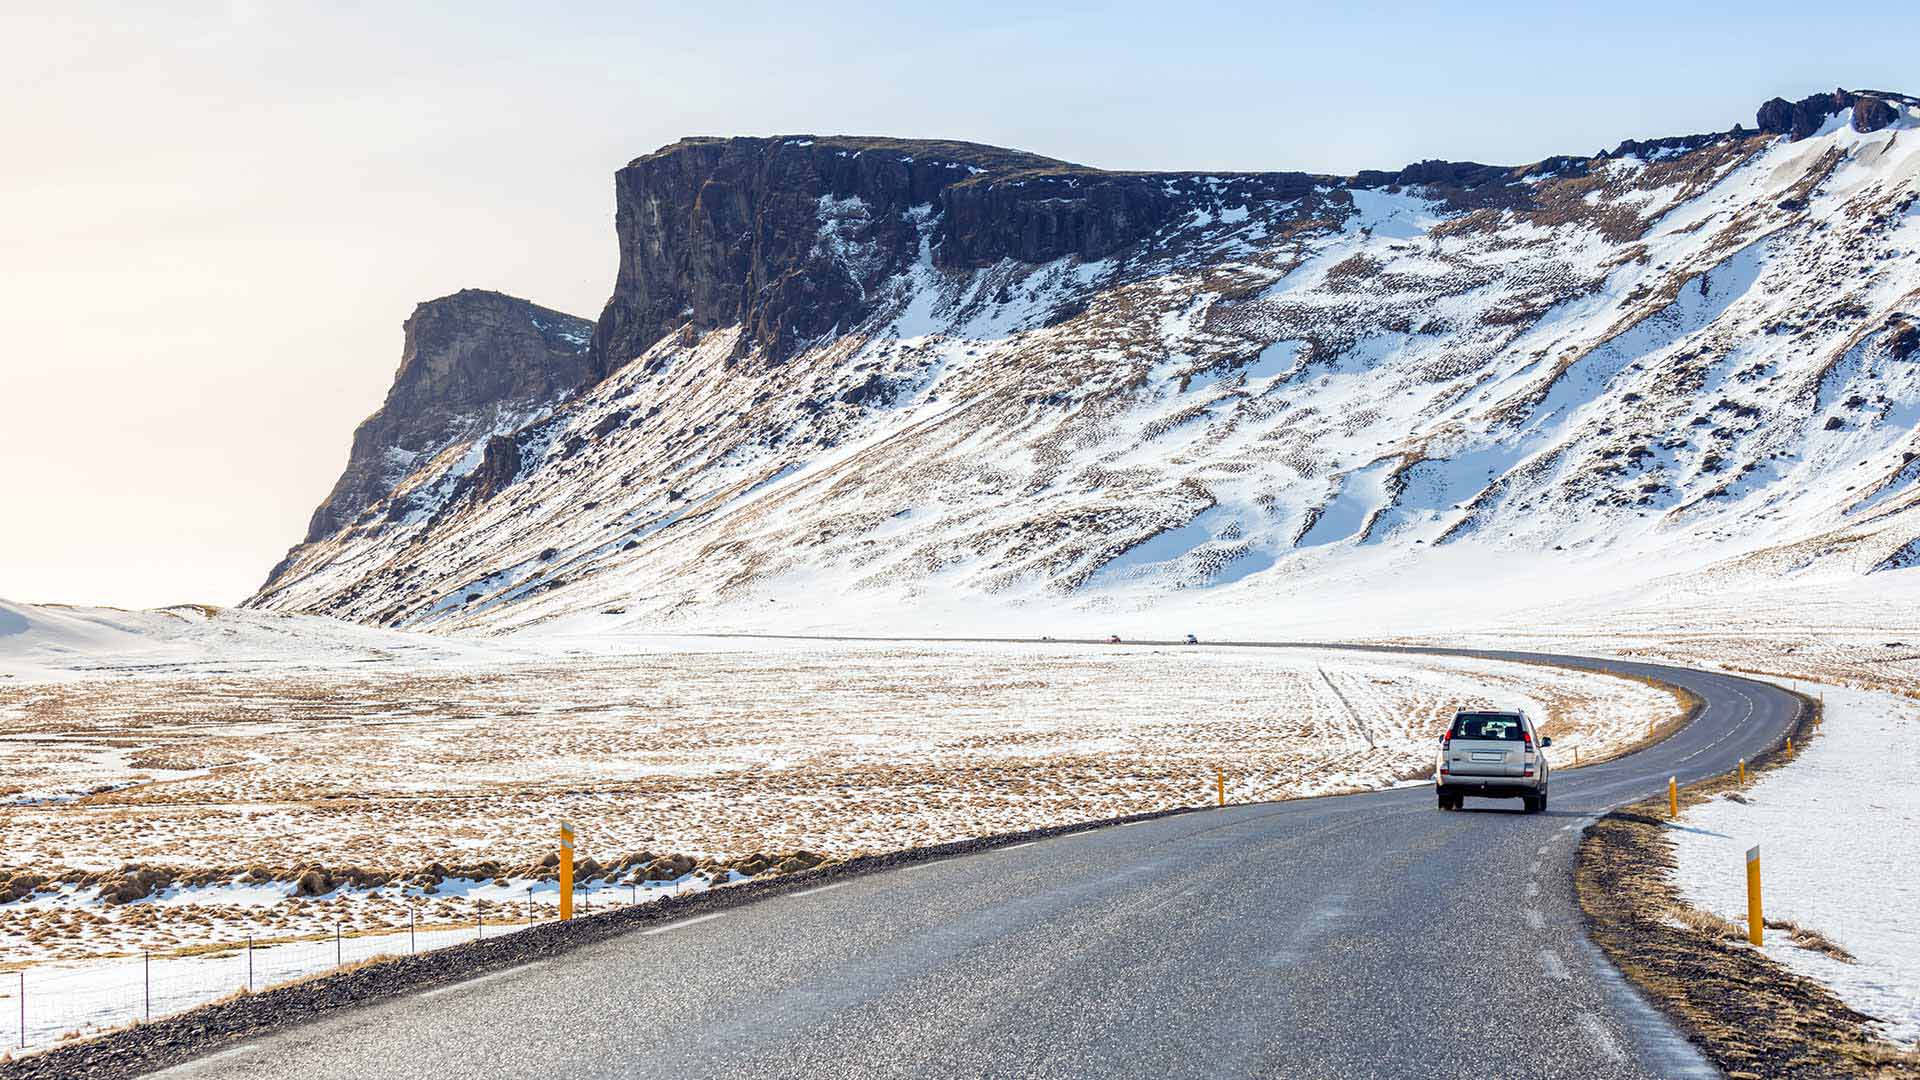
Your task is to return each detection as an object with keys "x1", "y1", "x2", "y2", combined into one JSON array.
[
  {"x1": 641, "y1": 912, "x2": 726, "y2": 936},
  {"x1": 1524, "y1": 909, "x2": 1545, "y2": 931},
  {"x1": 1537, "y1": 950, "x2": 1571, "y2": 980},
  {"x1": 417, "y1": 964, "x2": 535, "y2": 1000},
  {"x1": 791, "y1": 881, "x2": 850, "y2": 898},
  {"x1": 1578, "y1": 1011, "x2": 1628, "y2": 1063},
  {"x1": 1003, "y1": 841, "x2": 1037, "y2": 850}
]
